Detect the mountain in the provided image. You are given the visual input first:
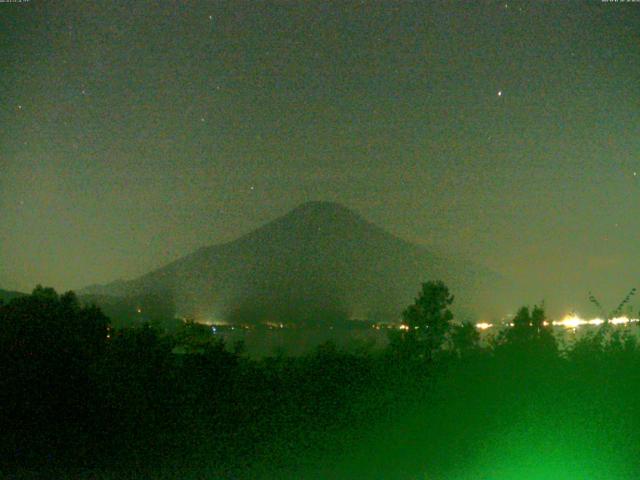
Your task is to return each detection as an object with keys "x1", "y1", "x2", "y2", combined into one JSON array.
[
  {"x1": 80, "y1": 201, "x2": 512, "y2": 324},
  {"x1": 0, "y1": 289, "x2": 26, "y2": 304}
]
